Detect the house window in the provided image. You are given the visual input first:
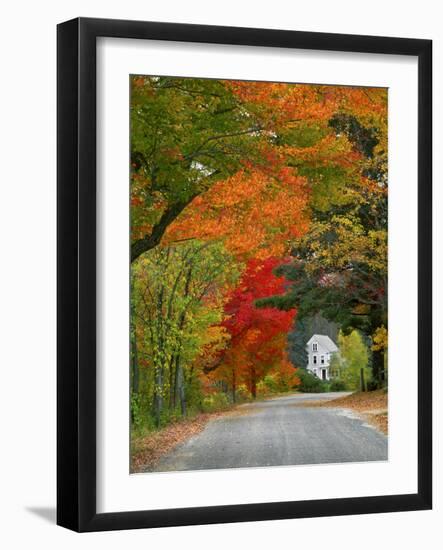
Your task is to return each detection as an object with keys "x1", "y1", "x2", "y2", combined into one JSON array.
[
  {"x1": 312, "y1": 343, "x2": 318, "y2": 352},
  {"x1": 313, "y1": 355, "x2": 317, "y2": 365},
  {"x1": 313, "y1": 369, "x2": 317, "y2": 376},
  {"x1": 321, "y1": 355, "x2": 325, "y2": 364}
]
